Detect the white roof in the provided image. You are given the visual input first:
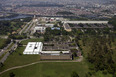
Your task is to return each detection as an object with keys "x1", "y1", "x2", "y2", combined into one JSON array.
[
  {"x1": 62, "y1": 21, "x2": 108, "y2": 24},
  {"x1": 23, "y1": 42, "x2": 70, "y2": 55},
  {"x1": 23, "y1": 42, "x2": 43, "y2": 54},
  {"x1": 24, "y1": 42, "x2": 36, "y2": 53}
]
